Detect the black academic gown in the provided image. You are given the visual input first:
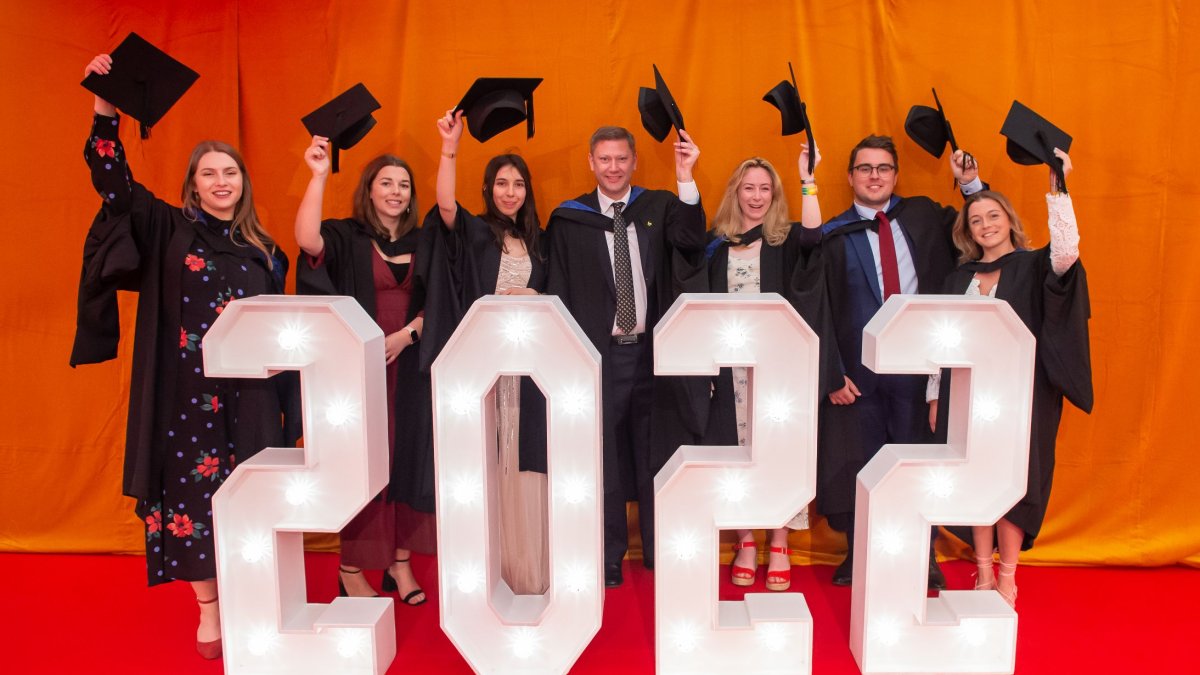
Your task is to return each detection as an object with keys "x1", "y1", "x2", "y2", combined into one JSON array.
[
  {"x1": 419, "y1": 204, "x2": 549, "y2": 473},
  {"x1": 296, "y1": 218, "x2": 435, "y2": 511},
  {"x1": 544, "y1": 187, "x2": 708, "y2": 492},
  {"x1": 71, "y1": 114, "x2": 298, "y2": 516},
  {"x1": 935, "y1": 248, "x2": 1093, "y2": 550},
  {"x1": 796, "y1": 194, "x2": 965, "y2": 523}
]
